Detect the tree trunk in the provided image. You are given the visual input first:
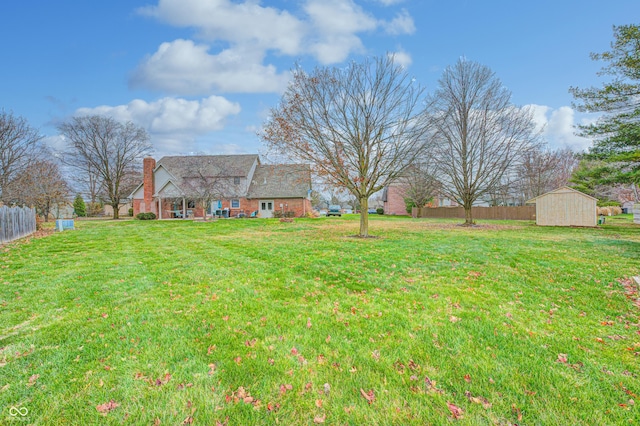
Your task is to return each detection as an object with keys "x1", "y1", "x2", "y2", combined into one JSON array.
[
  {"x1": 359, "y1": 196, "x2": 369, "y2": 237},
  {"x1": 112, "y1": 202, "x2": 120, "y2": 219},
  {"x1": 464, "y1": 201, "x2": 473, "y2": 225}
]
